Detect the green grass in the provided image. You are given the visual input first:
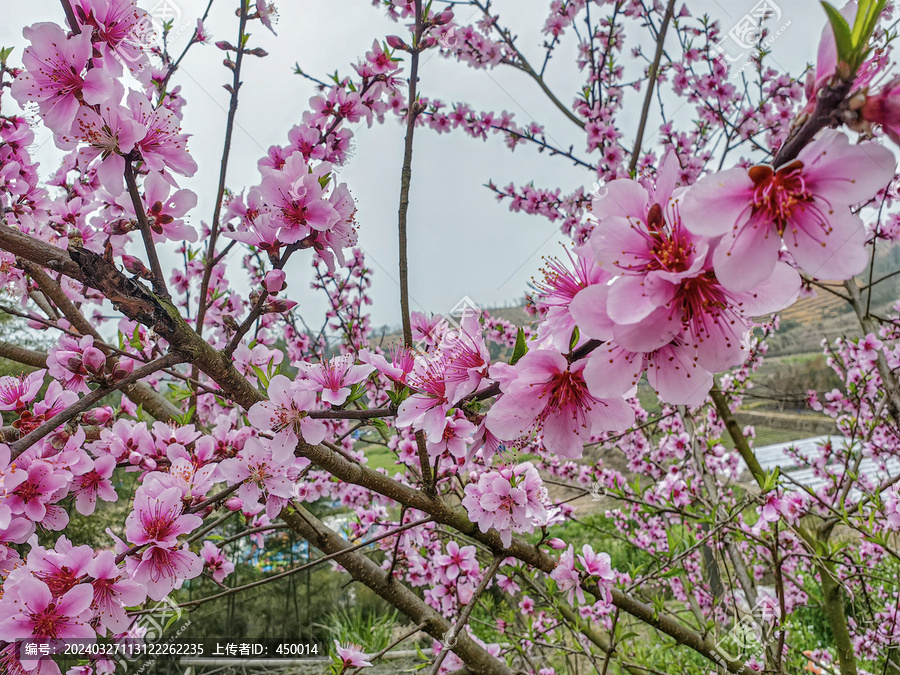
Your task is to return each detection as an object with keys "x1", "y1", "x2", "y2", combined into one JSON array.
[
  {"x1": 359, "y1": 443, "x2": 399, "y2": 472},
  {"x1": 719, "y1": 425, "x2": 806, "y2": 449}
]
